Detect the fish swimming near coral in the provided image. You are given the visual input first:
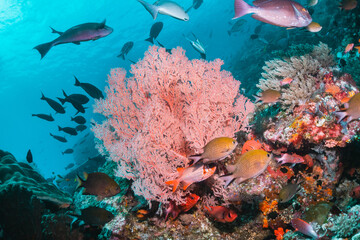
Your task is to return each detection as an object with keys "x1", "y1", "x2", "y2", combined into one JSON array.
[
  {"x1": 74, "y1": 76, "x2": 104, "y2": 99},
  {"x1": 205, "y1": 206, "x2": 238, "y2": 223},
  {"x1": 65, "y1": 163, "x2": 74, "y2": 170},
  {"x1": 50, "y1": 133, "x2": 67, "y2": 142},
  {"x1": 34, "y1": 20, "x2": 113, "y2": 59},
  {"x1": 276, "y1": 153, "x2": 305, "y2": 165},
  {"x1": 31, "y1": 113, "x2": 54, "y2": 121},
  {"x1": 279, "y1": 181, "x2": 301, "y2": 203},
  {"x1": 117, "y1": 41, "x2": 134, "y2": 59},
  {"x1": 62, "y1": 148, "x2": 74, "y2": 155},
  {"x1": 181, "y1": 193, "x2": 200, "y2": 212},
  {"x1": 26, "y1": 149, "x2": 33, "y2": 163},
  {"x1": 188, "y1": 137, "x2": 238, "y2": 164},
  {"x1": 254, "y1": 89, "x2": 281, "y2": 104},
  {"x1": 339, "y1": 0, "x2": 358, "y2": 10},
  {"x1": 57, "y1": 90, "x2": 89, "y2": 105},
  {"x1": 241, "y1": 139, "x2": 262, "y2": 154},
  {"x1": 76, "y1": 172, "x2": 121, "y2": 198},
  {"x1": 186, "y1": 0, "x2": 203, "y2": 12},
  {"x1": 76, "y1": 207, "x2": 114, "y2": 226},
  {"x1": 76, "y1": 124, "x2": 87, "y2": 132},
  {"x1": 71, "y1": 116, "x2": 86, "y2": 125},
  {"x1": 145, "y1": 22, "x2": 163, "y2": 44},
  {"x1": 220, "y1": 149, "x2": 272, "y2": 187},
  {"x1": 58, "y1": 126, "x2": 78, "y2": 136},
  {"x1": 137, "y1": 0, "x2": 189, "y2": 21},
  {"x1": 344, "y1": 43, "x2": 354, "y2": 53},
  {"x1": 335, "y1": 92, "x2": 360, "y2": 123},
  {"x1": 291, "y1": 218, "x2": 318, "y2": 239},
  {"x1": 165, "y1": 163, "x2": 216, "y2": 192},
  {"x1": 183, "y1": 32, "x2": 206, "y2": 59},
  {"x1": 306, "y1": 22, "x2": 322, "y2": 32},
  {"x1": 280, "y1": 77, "x2": 294, "y2": 86},
  {"x1": 233, "y1": 0, "x2": 312, "y2": 28},
  {"x1": 40, "y1": 92, "x2": 65, "y2": 114}
]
